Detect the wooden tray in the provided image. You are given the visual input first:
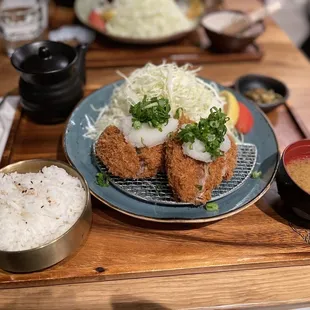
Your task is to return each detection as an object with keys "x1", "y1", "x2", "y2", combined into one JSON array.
[
  {"x1": 85, "y1": 32, "x2": 263, "y2": 69},
  {"x1": 1, "y1": 88, "x2": 309, "y2": 290}
]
